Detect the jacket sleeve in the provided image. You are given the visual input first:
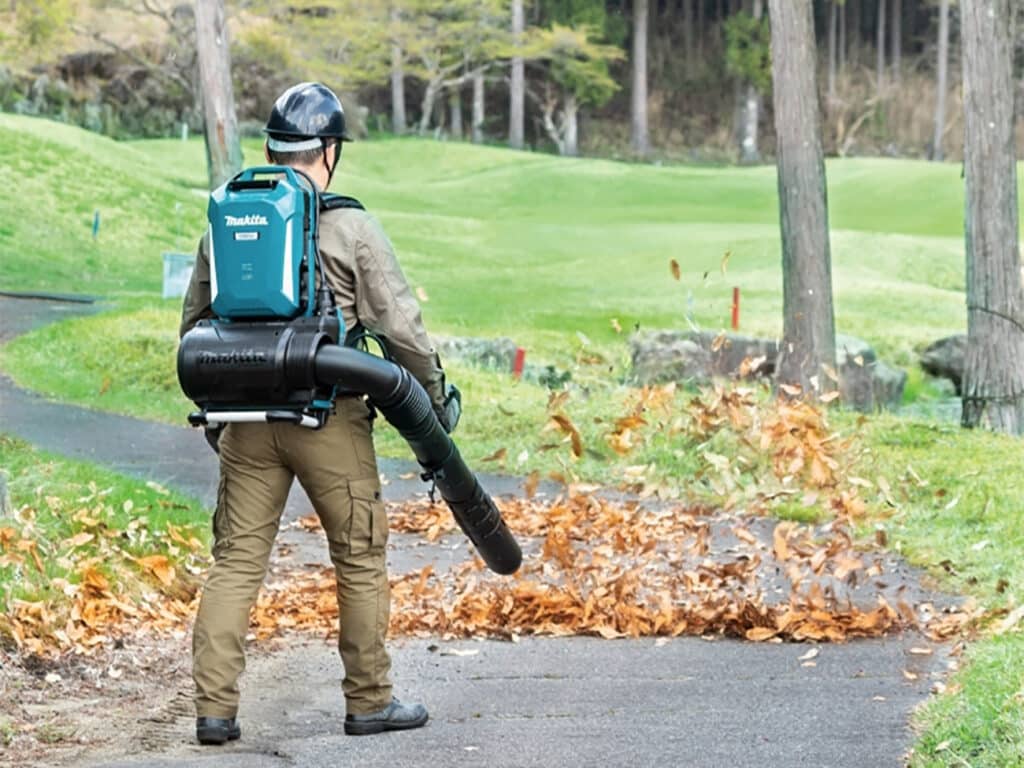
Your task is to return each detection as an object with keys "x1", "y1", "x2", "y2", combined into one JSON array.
[
  {"x1": 179, "y1": 235, "x2": 214, "y2": 339},
  {"x1": 352, "y1": 215, "x2": 446, "y2": 409}
]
